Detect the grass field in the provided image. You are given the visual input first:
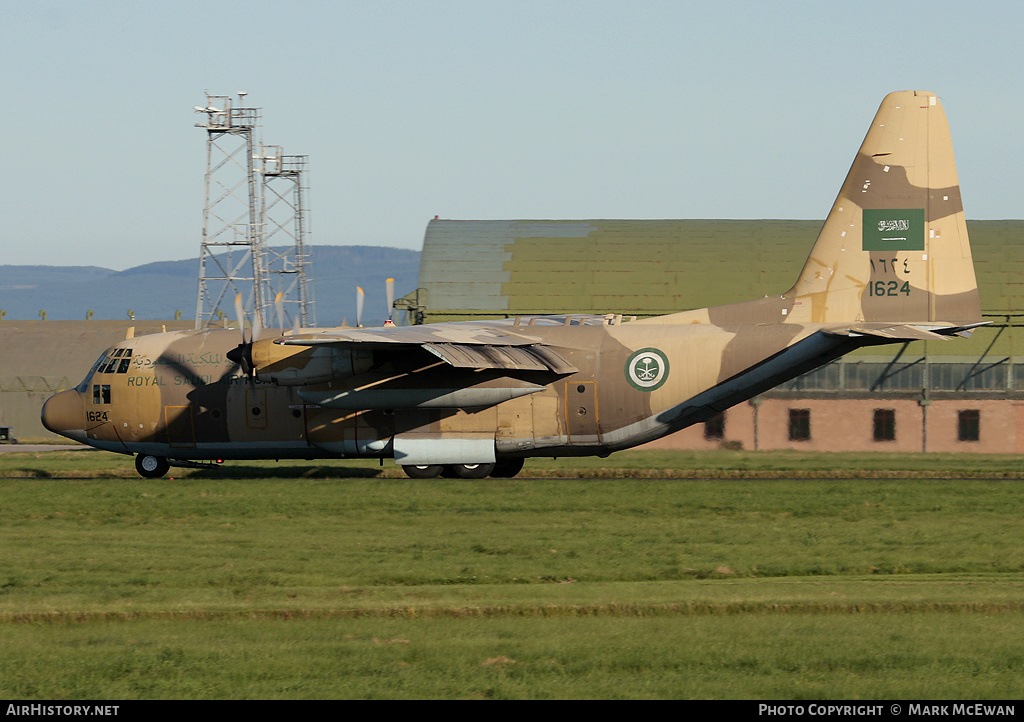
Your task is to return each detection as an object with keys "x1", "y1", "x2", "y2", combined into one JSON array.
[{"x1": 1, "y1": 448, "x2": 1023, "y2": 699}]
